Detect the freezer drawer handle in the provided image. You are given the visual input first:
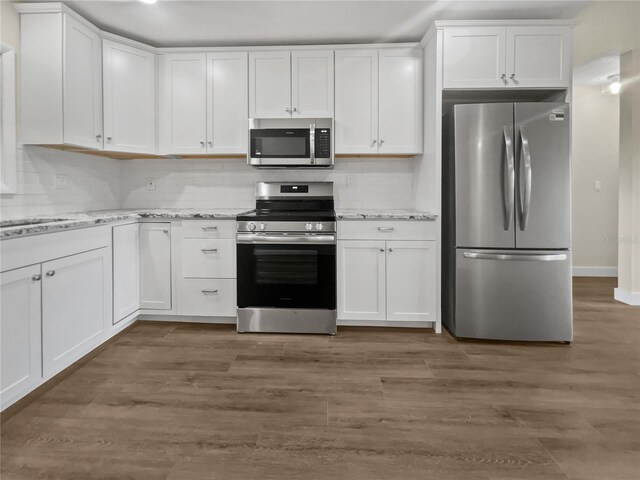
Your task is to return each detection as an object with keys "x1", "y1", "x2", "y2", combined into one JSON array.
[
  {"x1": 503, "y1": 126, "x2": 515, "y2": 231},
  {"x1": 463, "y1": 252, "x2": 567, "y2": 262},
  {"x1": 518, "y1": 126, "x2": 532, "y2": 231}
]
